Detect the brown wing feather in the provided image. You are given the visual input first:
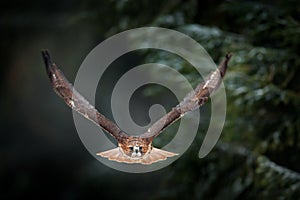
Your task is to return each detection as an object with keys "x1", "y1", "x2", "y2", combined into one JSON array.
[
  {"x1": 41, "y1": 50, "x2": 128, "y2": 142},
  {"x1": 141, "y1": 53, "x2": 232, "y2": 139}
]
